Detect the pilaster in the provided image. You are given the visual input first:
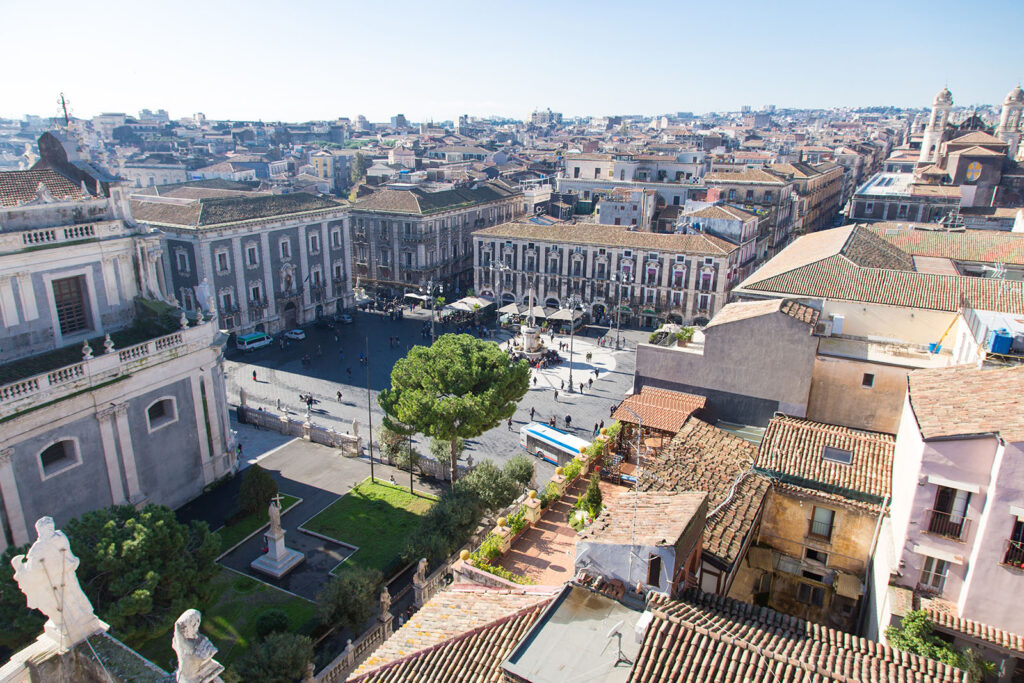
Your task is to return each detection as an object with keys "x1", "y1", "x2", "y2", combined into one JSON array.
[
  {"x1": 95, "y1": 407, "x2": 127, "y2": 505},
  {"x1": 189, "y1": 373, "x2": 215, "y2": 484},
  {"x1": 113, "y1": 404, "x2": 143, "y2": 504},
  {"x1": 0, "y1": 448, "x2": 29, "y2": 548}
]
